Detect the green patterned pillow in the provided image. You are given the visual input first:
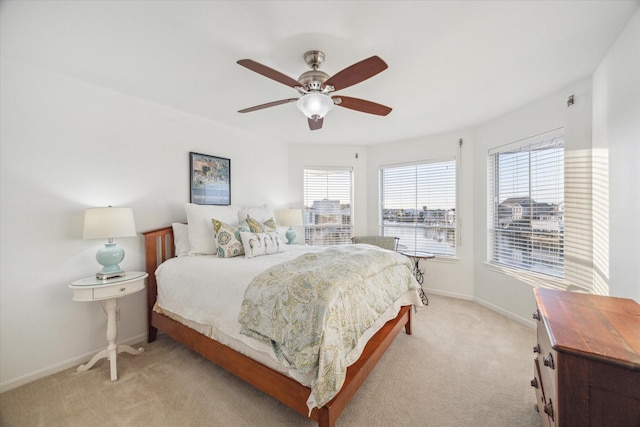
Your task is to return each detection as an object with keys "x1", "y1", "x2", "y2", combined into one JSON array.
[
  {"x1": 212, "y1": 219, "x2": 249, "y2": 258},
  {"x1": 246, "y1": 215, "x2": 277, "y2": 233}
]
